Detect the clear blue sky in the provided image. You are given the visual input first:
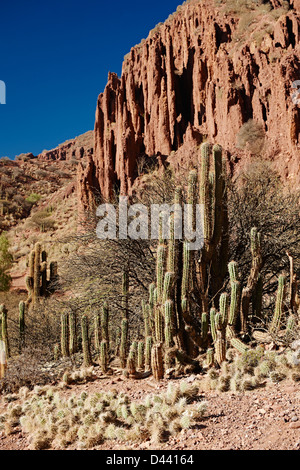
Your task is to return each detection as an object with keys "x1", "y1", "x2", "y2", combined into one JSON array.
[{"x1": 0, "y1": 0, "x2": 182, "y2": 159}]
